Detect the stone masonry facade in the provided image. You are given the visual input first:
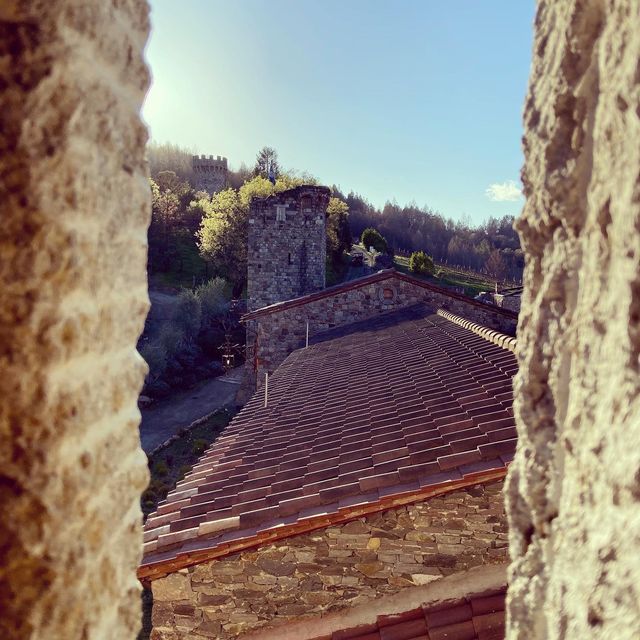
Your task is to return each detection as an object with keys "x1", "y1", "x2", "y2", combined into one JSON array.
[
  {"x1": 192, "y1": 154, "x2": 228, "y2": 193},
  {"x1": 245, "y1": 273, "x2": 517, "y2": 390},
  {"x1": 150, "y1": 480, "x2": 507, "y2": 639},
  {"x1": 247, "y1": 185, "x2": 330, "y2": 312}
]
